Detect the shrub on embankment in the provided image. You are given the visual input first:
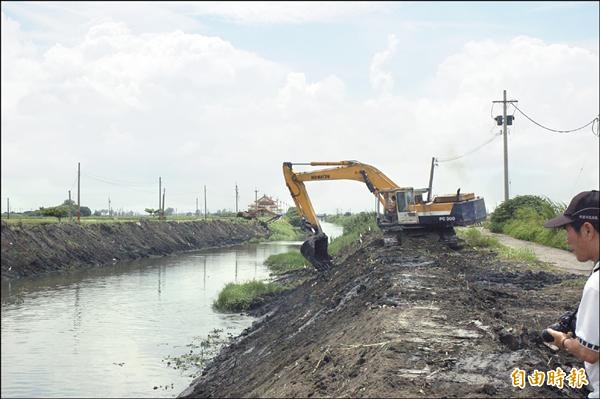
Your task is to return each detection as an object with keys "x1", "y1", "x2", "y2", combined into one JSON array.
[
  {"x1": 0, "y1": 220, "x2": 269, "y2": 281},
  {"x1": 488, "y1": 195, "x2": 568, "y2": 250},
  {"x1": 213, "y1": 281, "x2": 286, "y2": 312},
  {"x1": 266, "y1": 218, "x2": 305, "y2": 241},
  {"x1": 327, "y1": 212, "x2": 378, "y2": 255}
]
